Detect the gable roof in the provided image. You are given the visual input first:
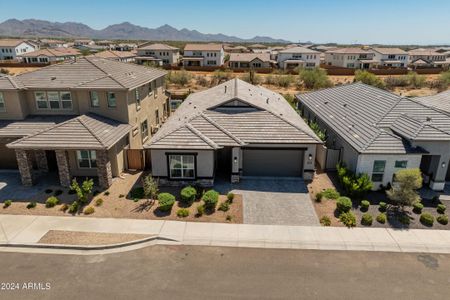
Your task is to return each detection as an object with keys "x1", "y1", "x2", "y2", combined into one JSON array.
[
  {"x1": 0, "y1": 39, "x2": 29, "y2": 47},
  {"x1": 147, "y1": 78, "x2": 321, "y2": 149},
  {"x1": 9, "y1": 57, "x2": 166, "y2": 90},
  {"x1": 278, "y1": 47, "x2": 320, "y2": 54},
  {"x1": 371, "y1": 47, "x2": 407, "y2": 55},
  {"x1": 228, "y1": 53, "x2": 272, "y2": 63},
  {"x1": 138, "y1": 43, "x2": 178, "y2": 51},
  {"x1": 19, "y1": 48, "x2": 80, "y2": 58},
  {"x1": 326, "y1": 47, "x2": 370, "y2": 54},
  {"x1": 184, "y1": 43, "x2": 223, "y2": 51},
  {"x1": 408, "y1": 49, "x2": 442, "y2": 56},
  {"x1": 92, "y1": 50, "x2": 136, "y2": 59},
  {"x1": 8, "y1": 113, "x2": 131, "y2": 150}
]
